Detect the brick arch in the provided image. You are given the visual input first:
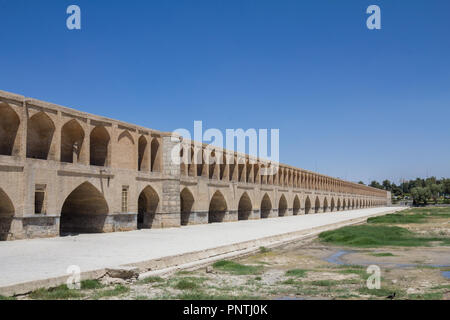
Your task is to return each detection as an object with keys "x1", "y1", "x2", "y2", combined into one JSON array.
[
  {"x1": 278, "y1": 194, "x2": 288, "y2": 217},
  {"x1": 0, "y1": 102, "x2": 20, "y2": 156},
  {"x1": 61, "y1": 119, "x2": 85, "y2": 163},
  {"x1": 209, "y1": 190, "x2": 228, "y2": 223},
  {"x1": 260, "y1": 193, "x2": 272, "y2": 219},
  {"x1": 26, "y1": 111, "x2": 55, "y2": 160},
  {"x1": 238, "y1": 192, "x2": 252, "y2": 221},
  {"x1": 180, "y1": 187, "x2": 195, "y2": 226},
  {"x1": 0, "y1": 188, "x2": 14, "y2": 241},
  {"x1": 337, "y1": 198, "x2": 341, "y2": 211},
  {"x1": 138, "y1": 135, "x2": 150, "y2": 172},
  {"x1": 90, "y1": 126, "x2": 110, "y2": 166},
  {"x1": 305, "y1": 196, "x2": 312, "y2": 214},
  {"x1": 138, "y1": 185, "x2": 160, "y2": 229},
  {"x1": 330, "y1": 197, "x2": 335, "y2": 212},
  {"x1": 314, "y1": 196, "x2": 321, "y2": 213},
  {"x1": 323, "y1": 197, "x2": 329, "y2": 212},
  {"x1": 60, "y1": 182, "x2": 109, "y2": 235},
  {"x1": 293, "y1": 195, "x2": 300, "y2": 215}
]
